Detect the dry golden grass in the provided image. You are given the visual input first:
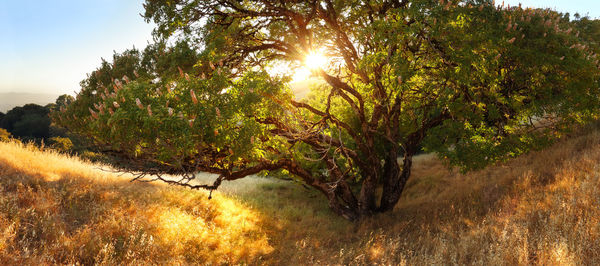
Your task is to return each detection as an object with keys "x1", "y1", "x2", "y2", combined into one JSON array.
[
  {"x1": 0, "y1": 141, "x2": 273, "y2": 265},
  {"x1": 1, "y1": 124, "x2": 600, "y2": 264}
]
